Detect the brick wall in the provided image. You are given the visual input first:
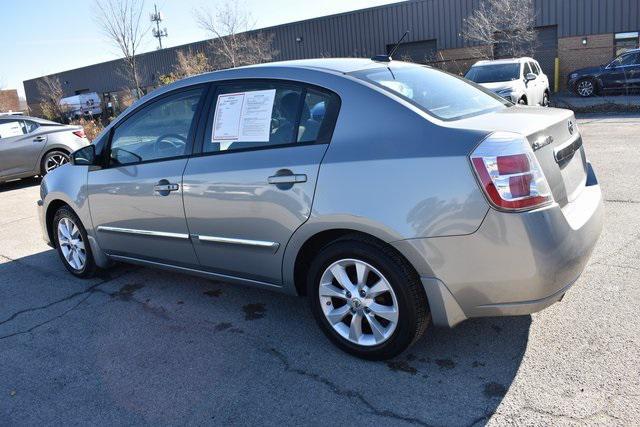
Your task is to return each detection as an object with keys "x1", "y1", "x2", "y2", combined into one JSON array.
[
  {"x1": 429, "y1": 45, "x2": 493, "y2": 76},
  {"x1": 558, "y1": 33, "x2": 614, "y2": 90},
  {"x1": 0, "y1": 89, "x2": 20, "y2": 112}
]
